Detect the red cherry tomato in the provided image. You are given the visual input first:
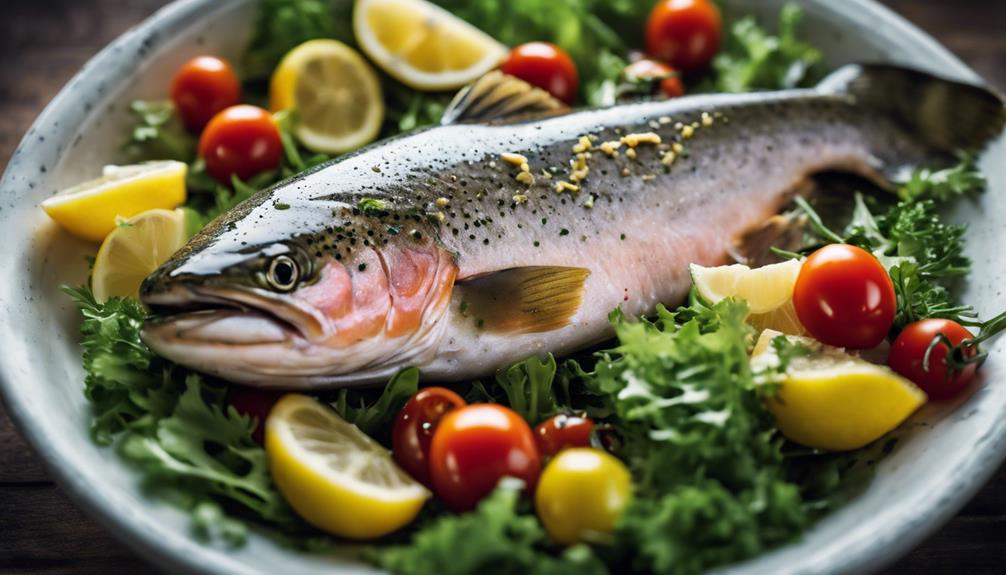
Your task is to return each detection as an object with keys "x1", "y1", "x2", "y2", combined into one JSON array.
[
  {"x1": 793, "y1": 244, "x2": 896, "y2": 349},
  {"x1": 500, "y1": 42, "x2": 579, "y2": 105},
  {"x1": 391, "y1": 387, "x2": 467, "y2": 486},
  {"x1": 227, "y1": 386, "x2": 282, "y2": 444},
  {"x1": 623, "y1": 59, "x2": 685, "y2": 98},
  {"x1": 171, "y1": 56, "x2": 241, "y2": 132},
  {"x1": 534, "y1": 413, "x2": 595, "y2": 457},
  {"x1": 198, "y1": 105, "x2": 283, "y2": 184},
  {"x1": 889, "y1": 319, "x2": 978, "y2": 400},
  {"x1": 646, "y1": 0, "x2": 722, "y2": 72},
  {"x1": 429, "y1": 404, "x2": 541, "y2": 511}
]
